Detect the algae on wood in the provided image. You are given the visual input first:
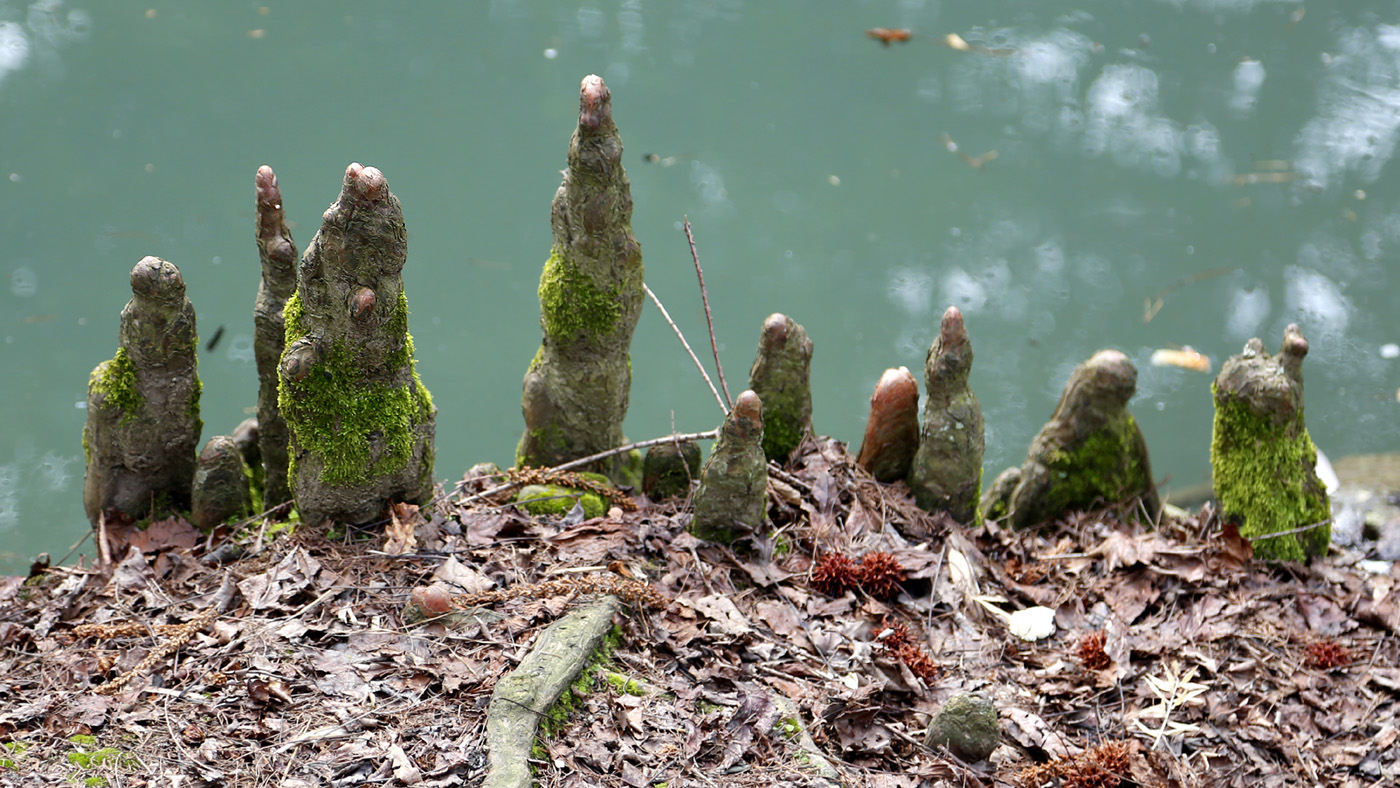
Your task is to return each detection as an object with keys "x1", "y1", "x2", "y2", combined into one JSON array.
[
  {"x1": 908, "y1": 307, "x2": 984, "y2": 521},
  {"x1": 518, "y1": 75, "x2": 644, "y2": 486},
  {"x1": 82, "y1": 257, "x2": 202, "y2": 526},
  {"x1": 1211, "y1": 324, "x2": 1330, "y2": 561},
  {"x1": 690, "y1": 390, "x2": 768, "y2": 543},
  {"x1": 984, "y1": 349, "x2": 1157, "y2": 529},
  {"x1": 747, "y1": 313, "x2": 814, "y2": 464},
  {"x1": 252, "y1": 165, "x2": 298, "y2": 515},
  {"x1": 278, "y1": 163, "x2": 436, "y2": 526},
  {"x1": 483, "y1": 595, "x2": 622, "y2": 788}
]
